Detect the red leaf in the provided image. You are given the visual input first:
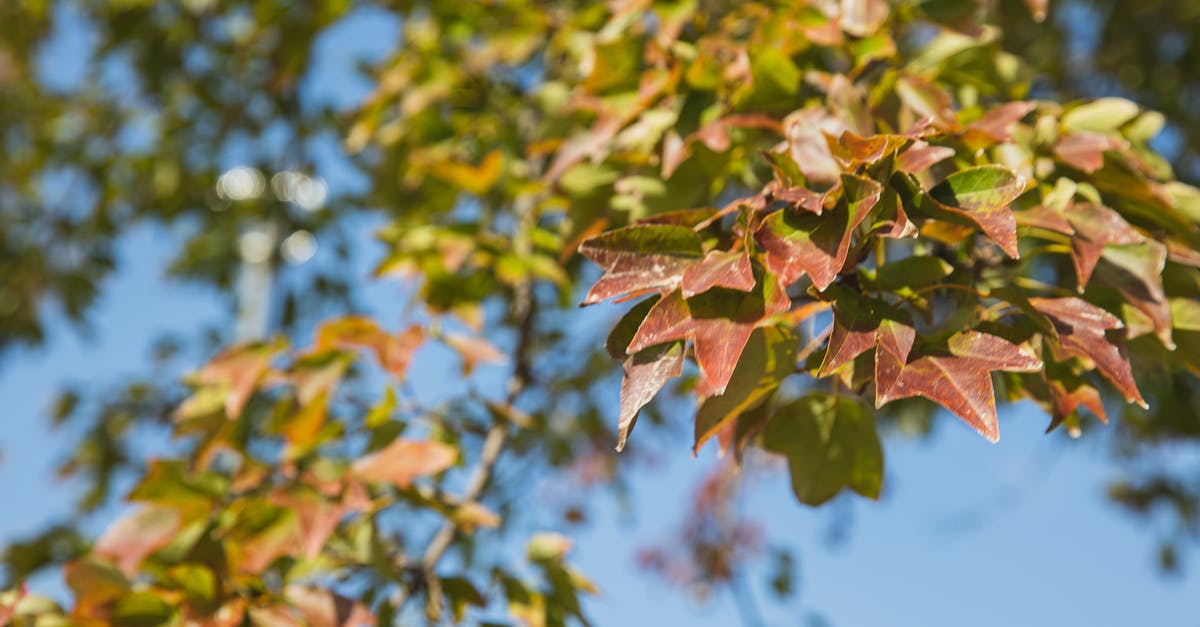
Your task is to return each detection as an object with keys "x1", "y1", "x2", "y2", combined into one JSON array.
[
  {"x1": 1054, "y1": 131, "x2": 1126, "y2": 173},
  {"x1": 680, "y1": 250, "x2": 756, "y2": 297},
  {"x1": 579, "y1": 225, "x2": 704, "y2": 305},
  {"x1": 1064, "y1": 203, "x2": 1143, "y2": 289},
  {"x1": 316, "y1": 317, "x2": 425, "y2": 379},
  {"x1": 1029, "y1": 297, "x2": 1146, "y2": 407},
  {"x1": 895, "y1": 141, "x2": 955, "y2": 174},
  {"x1": 878, "y1": 331, "x2": 1042, "y2": 441},
  {"x1": 1046, "y1": 375, "x2": 1108, "y2": 432},
  {"x1": 195, "y1": 340, "x2": 285, "y2": 419},
  {"x1": 93, "y1": 505, "x2": 182, "y2": 577},
  {"x1": 352, "y1": 439, "x2": 457, "y2": 488},
  {"x1": 816, "y1": 291, "x2": 915, "y2": 405},
  {"x1": 965, "y1": 101, "x2": 1036, "y2": 144},
  {"x1": 617, "y1": 342, "x2": 685, "y2": 451},
  {"x1": 627, "y1": 277, "x2": 790, "y2": 396},
  {"x1": 755, "y1": 173, "x2": 882, "y2": 290}
]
